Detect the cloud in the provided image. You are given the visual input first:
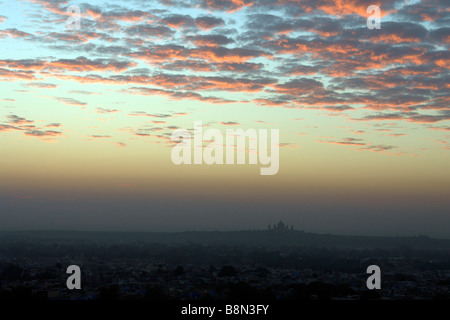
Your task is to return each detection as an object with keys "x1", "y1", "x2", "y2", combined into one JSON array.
[
  {"x1": 0, "y1": 0, "x2": 447, "y2": 156},
  {"x1": 0, "y1": 57, "x2": 135, "y2": 73},
  {"x1": 387, "y1": 133, "x2": 407, "y2": 137},
  {"x1": 45, "y1": 123, "x2": 62, "y2": 128},
  {"x1": 429, "y1": 126, "x2": 450, "y2": 132},
  {"x1": 0, "y1": 114, "x2": 64, "y2": 141},
  {"x1": 0, "y1": 124, "x2": 22, "y2": 132},
  {"x1": 428, "y1": 27, "x2": 450, "y2": 44},
  {"x1": 7, "y1": 114, "x2": 34, "y2": 125},
  {"x1": 195, "y1": 0, "x2": 256, "y2": 12},
  {"x1": 406, "y1": 111, "x2": 450, "y2": 123},
  {"x1": 278, "y1": 142, "x2": 298, "y2": 148},
  {"x1": 160, "y1": 60, "x2": 212, "y2": 72},
  {"x1": 162, "y1": 14, "x2": 195, "y2": 28},
  {"x1": 221, "y1": 121, "x2": 240, "y2": 126},
  {"x1": 55, "y1": 97, "x2": 87, "y2": 106},
  {"x1": 320, "y1": 137, "x2": 366, "y2": 146},
  {"x1": 0, "y1": 2, "x2": 444, "y2": 125},
  {"x1": 359, "y1": 144, "x2": 397, "y2": 153},
  {"x1": 274, "y1": 78, "x2": 324, "y2": 95},
  {"x1": 186, "y1": 34, "x2": 235, "y2": 47},
  {"x1": 397, "y1": 0, "x2": 449, "y2": 22},
  {"x1": 365, "y1": 22, "x2": 428, "y2": 44},
  {"x1": 0, "y1": 28, "x2": 33, "y2": 39},
  {"x1": 354, "y1": 111, "x2": 450, "y2": 124},
  {"x1": 128, "y1": 45, "x2": 189, "y2": 63},
  {"x1": 195, "y1": 16, "x2": 225, "y2": 30},
  {"x1": 216, "y1": 62, "x2": 263, "y2": 72},
  {"x1": 128, "y1": 110, "x2": 188, "y2": 120},
  {"x1": 124, "y1": 86, "x2": 236, "y2": 104},
  {"x1": 67, "y1": 90, "x2": 99, "y2": 95},
  {"x1": 95, "y1": 107, "x2": 121, "y2": 114},
  {"x1": 355, "y1": 113, "x2": 404, "y2": 122},
  {"x1": 25, "y1": 82, "x2": 58, "y2": 89},
  {"x1": 319, "y1": 105, "x2": 355, "y2": 112},
  {"x1": 278, "y1": 64, "x2": 319, "y2": 76},
  {"x1": 318, "y1": 136, "x2": 400, "y2": 155},
  {"x1": 101, "y1": 9, "x2": 153, "y2": 22},
  {"x1": 87, "y1": 135, "x2": 112, "y2": 139},
  {"x1": 47, "y1": 57, "x2": 136, "y2": 72},
  {"x1": 24, "y1": 129, "x2": 62, "y2": 137},
  {"x1": 124, "y1": 24, "x2": 175, "y2": 38},
  {"x1": 128, "y1": 111, "x2": 173, "y2": 118},
  {"x1": 190, "y1": 46, "x2": 270, "y2": 63},
  {"x1": 279, "y1": 0, "x2": 399, "y2": 17},
  {"x1": 115, "y1": 142, "x2": 127, "y2": 147},
  {"x1": 0, "y1": 68, "x2": 36, "y2": 81}
]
